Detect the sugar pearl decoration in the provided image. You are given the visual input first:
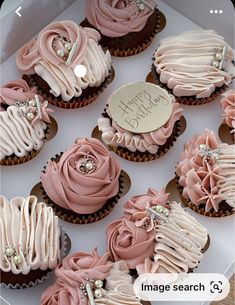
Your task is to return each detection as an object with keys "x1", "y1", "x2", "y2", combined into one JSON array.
[
  {"x1": 26, "y1": 112, "x2": 35, "y2": 121},
  {"x1": 139, "y1": 3, "x2": 145, "y2": 10},
  {"x1": 95, "y1": 280, "x2": 103, "y2": 288},
  {"x1": 212, "y1": 61, "x2": 219, "y2": 68},
  {"x1": 85, "y1": 161, "x2": 94, "y2": 171},
  {"x1": 163, "y1": 208, "x2": 170, "y2": 216},
  {"x1": 94, "y1": 289, "x2": 102, "y2": 299},
  {"x1": 57, "y1": 49, "x2": 65, "y2": 57},
  {"x1": 5, "y1": 247, "x2": 15, "y2": 257},
  {"x1": 28, "y1": 100, "x2": 36, "y2": 107},
  {"x1": 215, "y1": 53, "x2": 222, "y2": 61},
  {"x1": 156, "y1": 205, "x2": 164, "y2": 213},
  {"x1": 13, "y1": 255, "x2": 22, "y2": 265},
  {"x1": 64, "y1": 43, "x2": 71, "y2": 51},
  {"x1": 199, "y1": 144, "x2": 207, "y2": 150}
]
